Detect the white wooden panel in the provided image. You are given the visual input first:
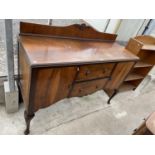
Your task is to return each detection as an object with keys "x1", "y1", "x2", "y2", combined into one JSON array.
[
  {"x1": 116, "y1": 19, "x2": 145, "y2": 42},
  {"x1": 105, "y1": 19, "x2": 121, "y2": 33},
  {"x1": 84, "y1": 19, "x2": 109, "y2": 32},
  {"x1": 151, "y1": 29, "x2": 155, "y2": 37},
  {"x1": 83, "y1": 19, "x2": 146, "y2": 42},
  {"x1": 52, "y1": 19, "x2": 83, "y2": 26},
  {"x1": 149, "y1": 20, "x2": 155, "y2": 37},
  {"x1": 137, "y1": 19, "x2": 150, "y2": 35}
]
